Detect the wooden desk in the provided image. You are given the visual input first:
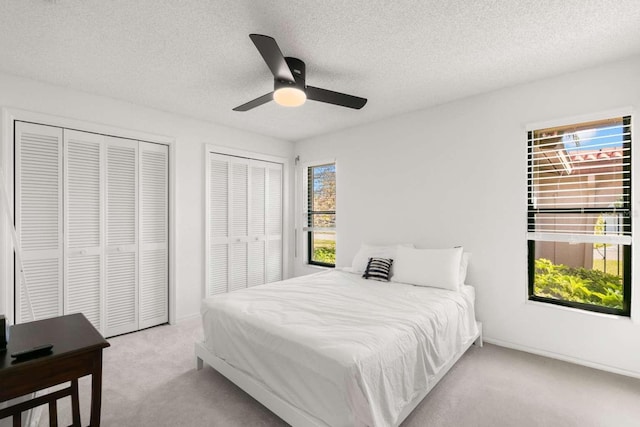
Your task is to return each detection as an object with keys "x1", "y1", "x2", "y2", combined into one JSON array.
[{"x1": 0, "y1": 313, "x2": 110, "y2": 426}]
